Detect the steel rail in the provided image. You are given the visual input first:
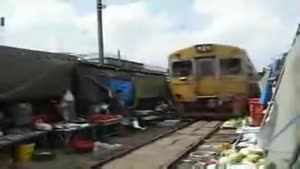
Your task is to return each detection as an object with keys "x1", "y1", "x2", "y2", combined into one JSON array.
[
  {"x1": 92, "y1": 119, "x2": 195, "y2": 169},
  {"x1": 165, "y1": 121, "x2": 223, "y2": 169}
]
